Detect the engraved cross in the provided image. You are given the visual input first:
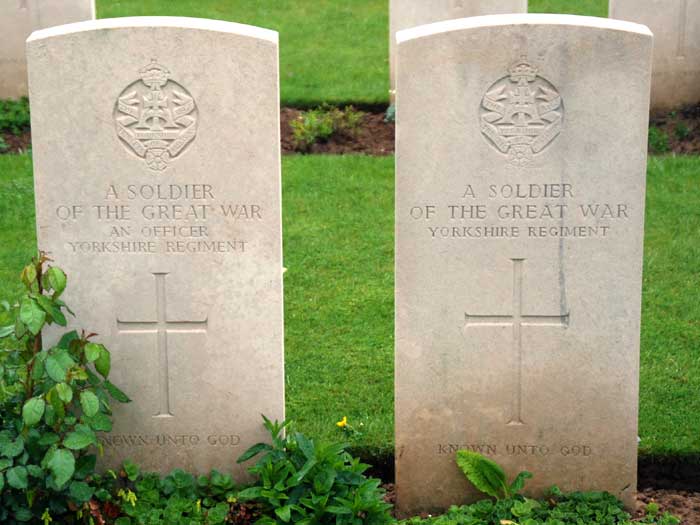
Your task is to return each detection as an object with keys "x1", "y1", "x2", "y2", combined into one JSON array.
[
  {"x1": 677, "y1": 0, "x2": 689, "y2": 58},
  {"x1": 117, "y1": 273, "x2": 208, "y2": 418},
  {"x1": 464, "y1": 258, "x2": 569, "y2": 426}
]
